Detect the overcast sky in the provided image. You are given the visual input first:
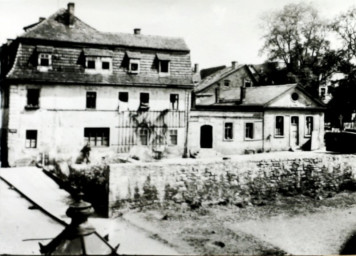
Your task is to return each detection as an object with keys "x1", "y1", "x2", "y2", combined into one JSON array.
[{"x1": 0, "y1": 0, "x2": 355, "y2": 69}]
